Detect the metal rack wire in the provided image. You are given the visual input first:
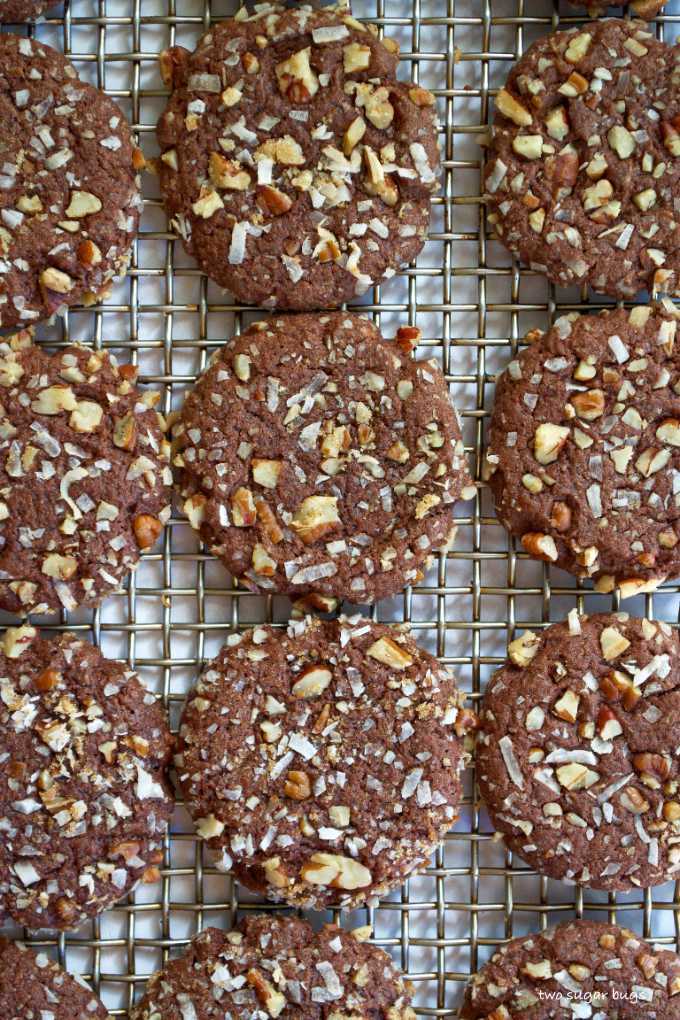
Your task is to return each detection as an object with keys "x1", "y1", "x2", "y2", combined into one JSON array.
[{"x1": 2, "y1": 0, "x2": 680, "y2": 1015}]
